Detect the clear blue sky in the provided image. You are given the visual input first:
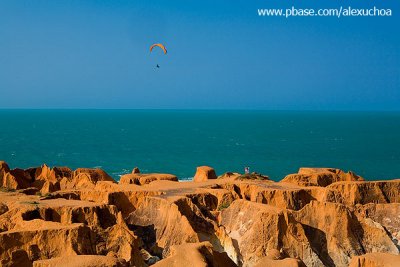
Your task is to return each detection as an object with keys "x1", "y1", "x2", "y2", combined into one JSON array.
[{"x1": 0, "y1": 0, "x2": 399, "y2": 110}]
